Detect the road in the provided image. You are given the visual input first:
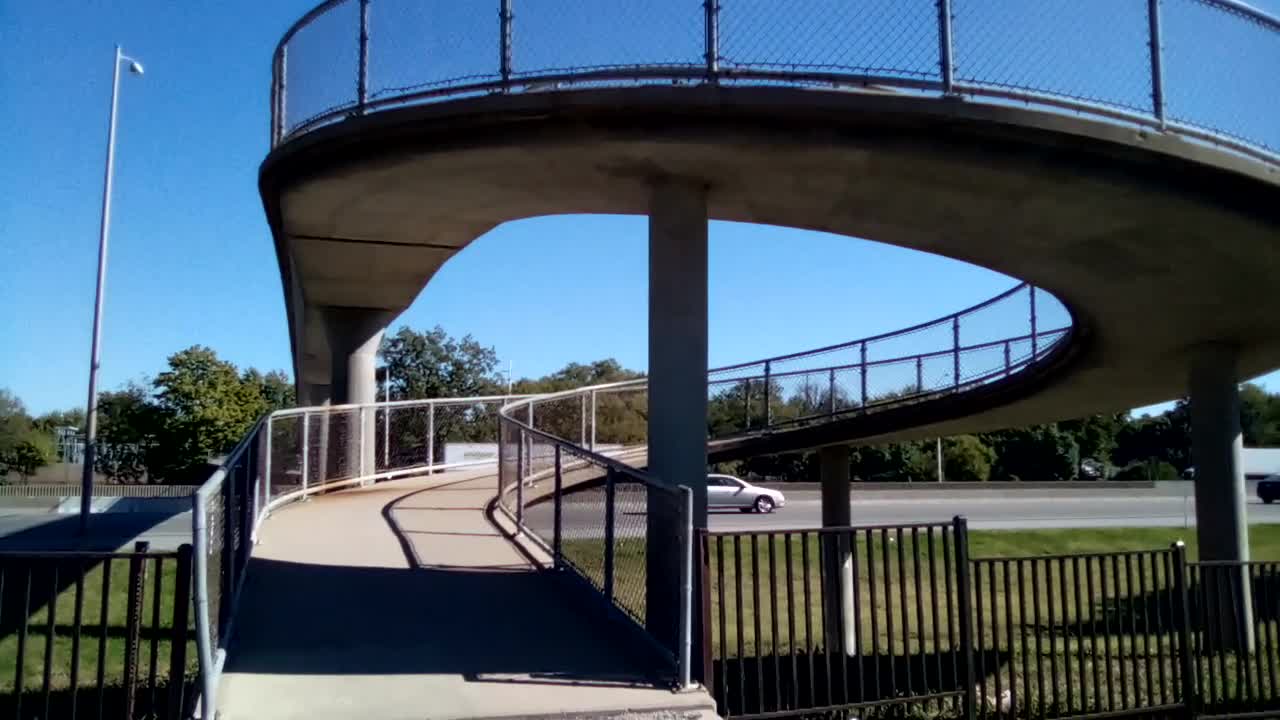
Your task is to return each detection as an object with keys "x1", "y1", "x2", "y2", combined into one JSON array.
[
  {"x1": 0, "y1": 504, "x2": 193, "y2": 551},
  {"x1": 528, "y1": 484, "x2": 1280, "y2": 535}
]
